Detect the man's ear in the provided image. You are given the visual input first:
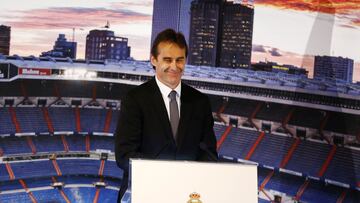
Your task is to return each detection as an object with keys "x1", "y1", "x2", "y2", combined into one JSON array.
[{"x1": 150, "y1": 55, "x2": 157, "y2": 67}]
